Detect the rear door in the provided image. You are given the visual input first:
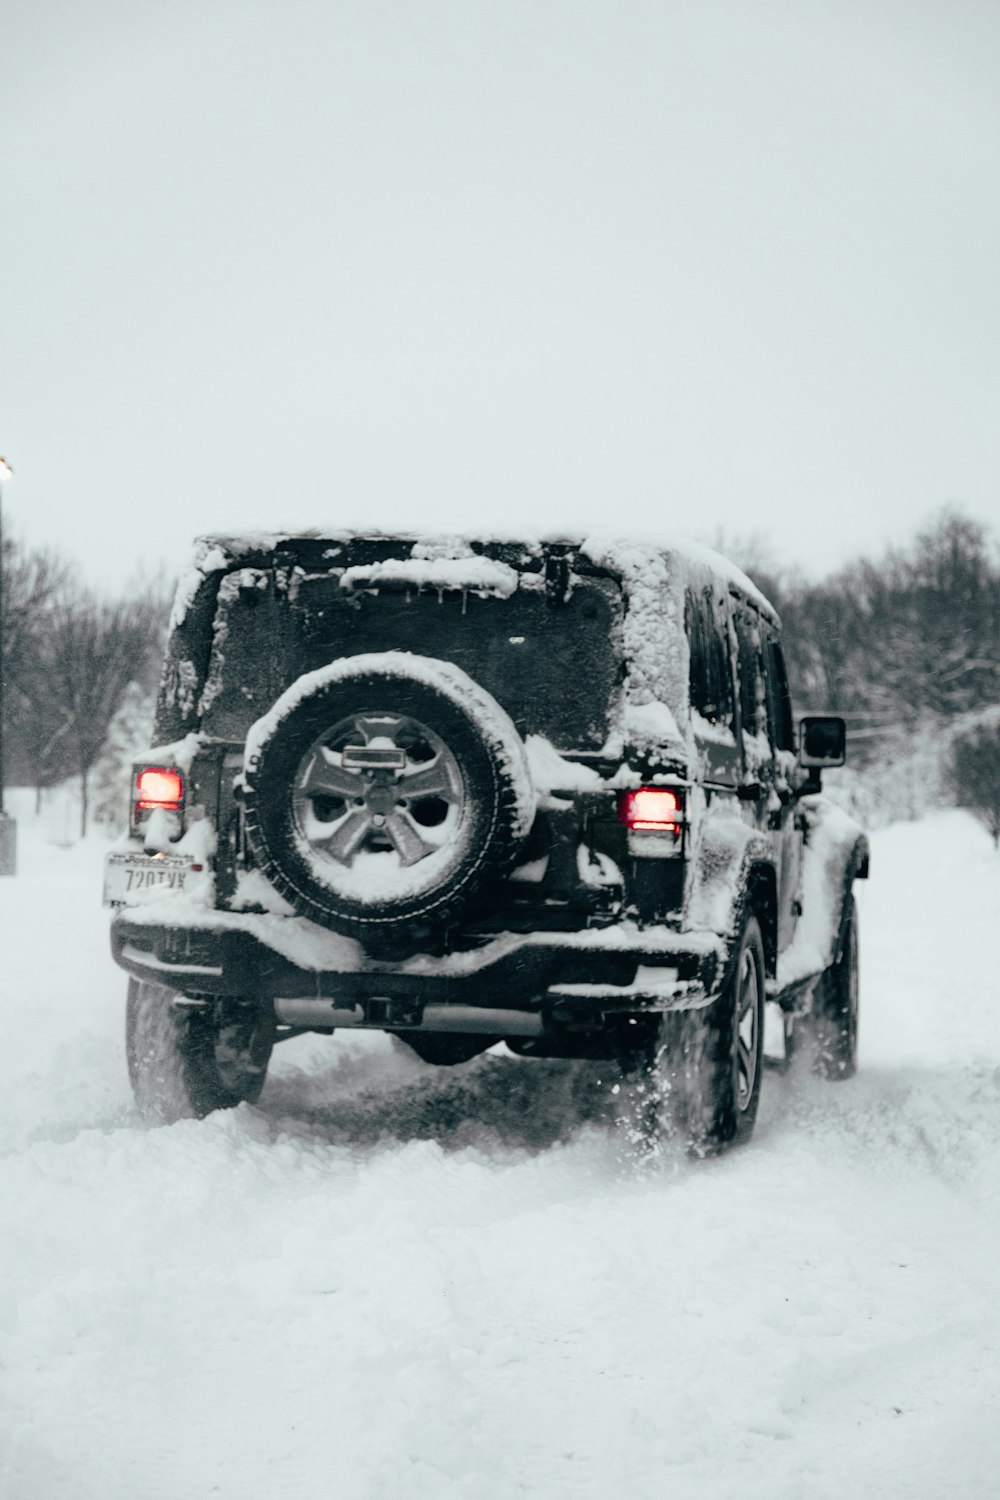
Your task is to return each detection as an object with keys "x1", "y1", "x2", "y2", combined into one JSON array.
[
  {"x1": 686, "y1": 580, "x2": 740, "y2": 789},
  {"x1": 732, "y1": 606, "x2": 801, "y2": 954},
  {"x1": 762, "y1": 635, "x2": 803, "y2": 955}
]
